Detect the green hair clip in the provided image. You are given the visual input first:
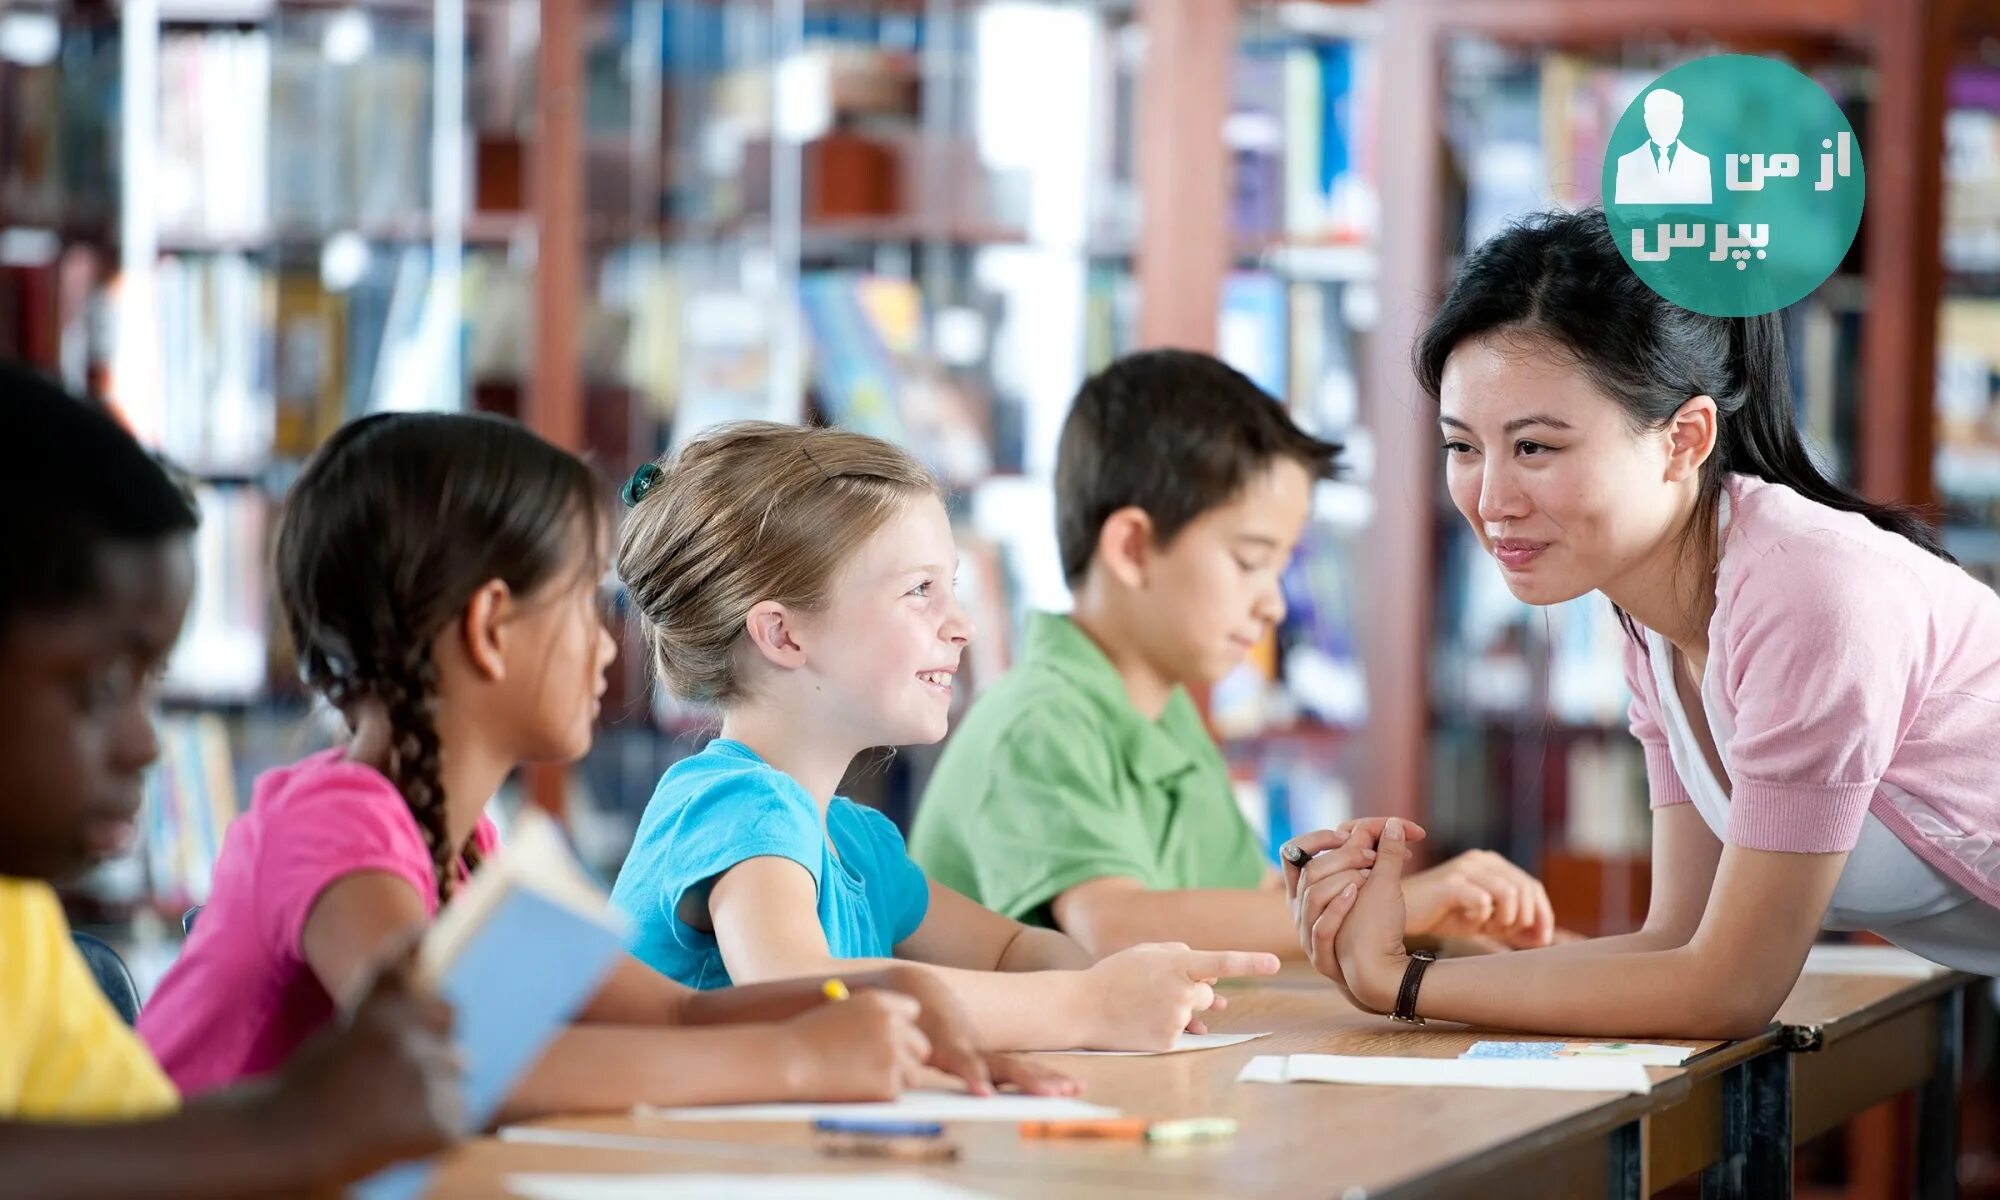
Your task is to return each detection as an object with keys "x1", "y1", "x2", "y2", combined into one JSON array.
[{"x1": 622, "y1": 462, "x2": 664, "y2": 507}]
